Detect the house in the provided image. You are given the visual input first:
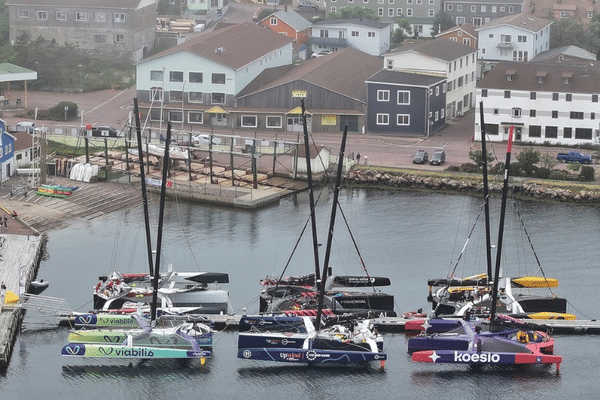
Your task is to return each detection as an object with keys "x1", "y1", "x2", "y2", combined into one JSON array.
[
  {"x1": 365, "y1": 70, "x2": 446, "y2": 135},
  {"x1": 384, "y1": 38, "x2": 478, "y2": 119},
  {"x1": 297, "y1": 144, "x2": 331, "y2": 174},
  {"x1": 5, "y1": 0, "x2": 157, "y2": 63},
  {"x1": 443, "y1": 0, "x2": 524, "y2": 27},
  {"x1": 10, "y1": 131, "x2": 37, "y2": 168},
  {"x1": 476, "y1": 14, "x2": 552, "y2": 64},
  {"x1": 309, "y1": 19, "x2": 392, "y2": 57},
  {"x1": 530, "y1": 45, "x2": 597, "y2": 64},
  {"x1": 0, "y1": 120, "x2": 16, "y2": 183},
  {"x1": 135, "y1": 22, "x2": 294, "y2": 130},
  {"x1": 259, "y1": 7, "x2": 311, "y2": 44},
  {"x1": 435, "y1": 23, "x2": 478, "y2": 48},
  {"x1": 475, "y1": 61, "x2": 600, "y2": 145},
  {"x1": 235, "y1": 48, "x2": 382, "y2": 133}
]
